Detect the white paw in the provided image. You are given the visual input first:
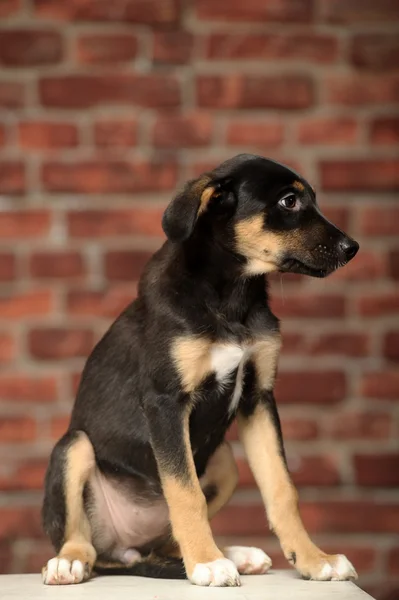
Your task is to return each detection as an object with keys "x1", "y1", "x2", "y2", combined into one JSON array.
[
  {"x1": 225, "y1": 546, "x2": 272, "y2": 575},
  {"x1": 191, "y1": 558, "x2": 241, "y2": 587},
  {"x1": 312, "y1": 555, "x2": 357, "y2": 581},
  {"x1": 42, "y1": 557, "x2": 86, "y2": 585}
]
